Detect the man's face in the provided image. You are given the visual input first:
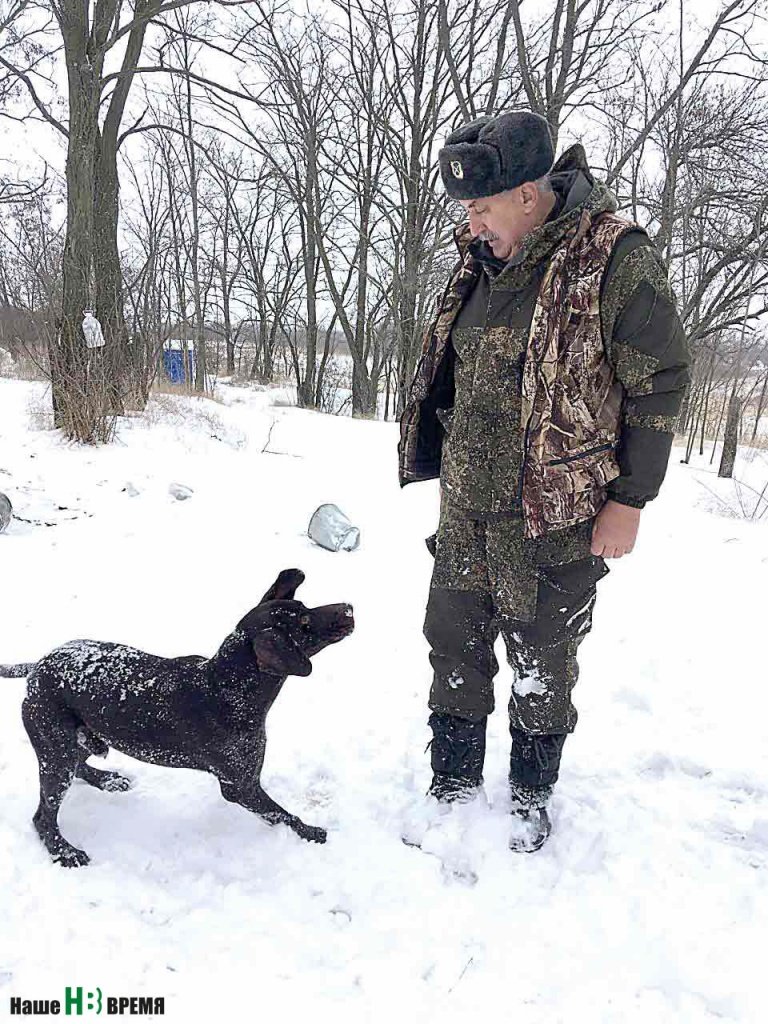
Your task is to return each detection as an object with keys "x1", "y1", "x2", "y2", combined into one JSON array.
[{"x1": 458, "y1": 182, "x2": 552, "y2": 260}]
